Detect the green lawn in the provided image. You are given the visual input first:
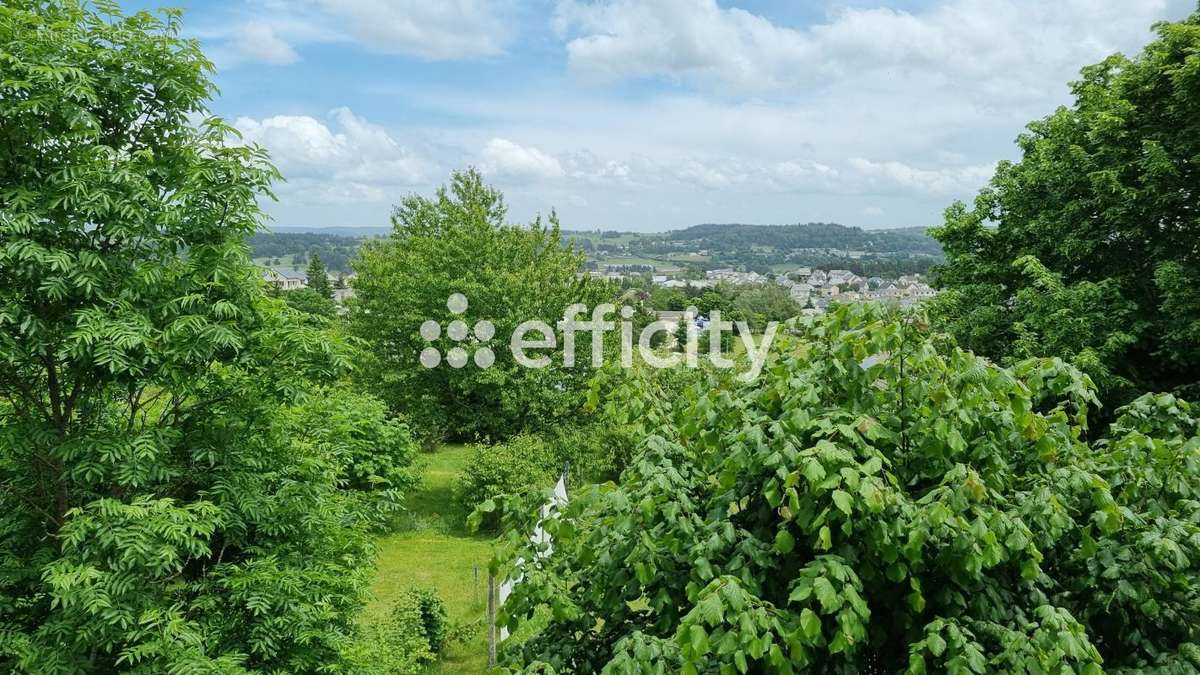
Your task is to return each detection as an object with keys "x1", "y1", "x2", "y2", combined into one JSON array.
[{"x1": 368, "y1": 444, "x2": 494, "y2": 673}]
